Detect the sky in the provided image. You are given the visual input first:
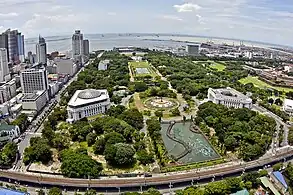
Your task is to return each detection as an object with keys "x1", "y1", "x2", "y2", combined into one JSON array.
[{"x1": 0, "y1": 0, "x2": 293, "y2": 46}]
